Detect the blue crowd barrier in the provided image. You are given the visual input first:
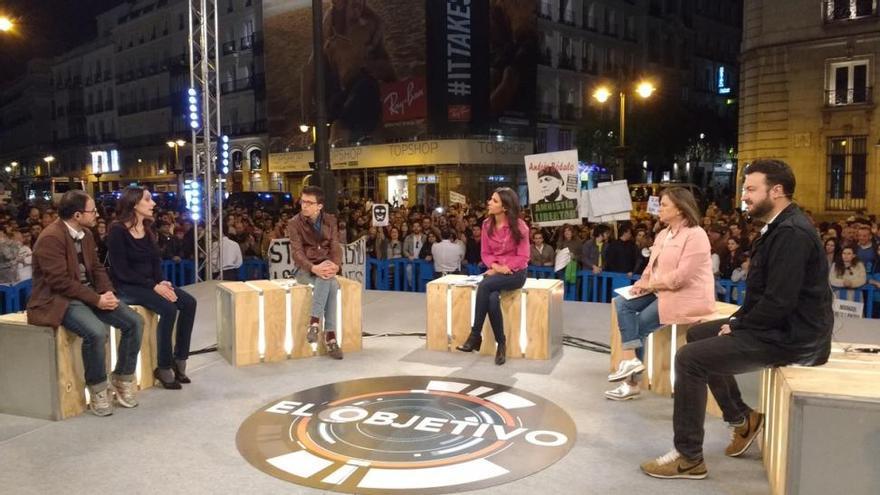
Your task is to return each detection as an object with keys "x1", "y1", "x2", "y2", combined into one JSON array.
[
  {"x1": 239, "y1": 258, "x2": 269, "y2": 281},
  {"x1": 160, "y1": 259, "x2": 196, "y2": 286}
]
